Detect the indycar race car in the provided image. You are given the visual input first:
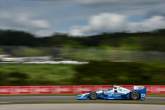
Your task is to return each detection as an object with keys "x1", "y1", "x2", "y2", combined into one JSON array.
[{"x1": 76, "y1": 86, "x2": 146, "y2": 100}]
